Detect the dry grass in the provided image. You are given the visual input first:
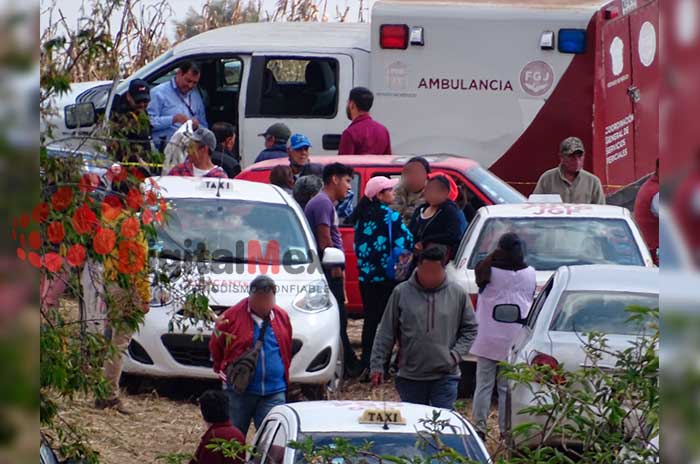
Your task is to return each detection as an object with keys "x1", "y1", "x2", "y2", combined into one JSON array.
[{"x1": 50, "y1": 319, "x2": 502, "y2": 463}]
